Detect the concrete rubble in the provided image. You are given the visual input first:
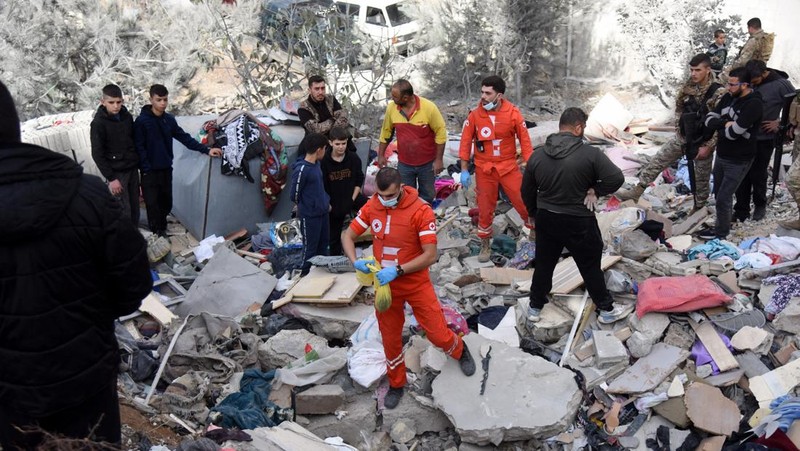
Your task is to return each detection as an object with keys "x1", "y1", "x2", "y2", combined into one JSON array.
[{"x1": 113, "y1": 111, "x2": 800, "y2": 451}]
